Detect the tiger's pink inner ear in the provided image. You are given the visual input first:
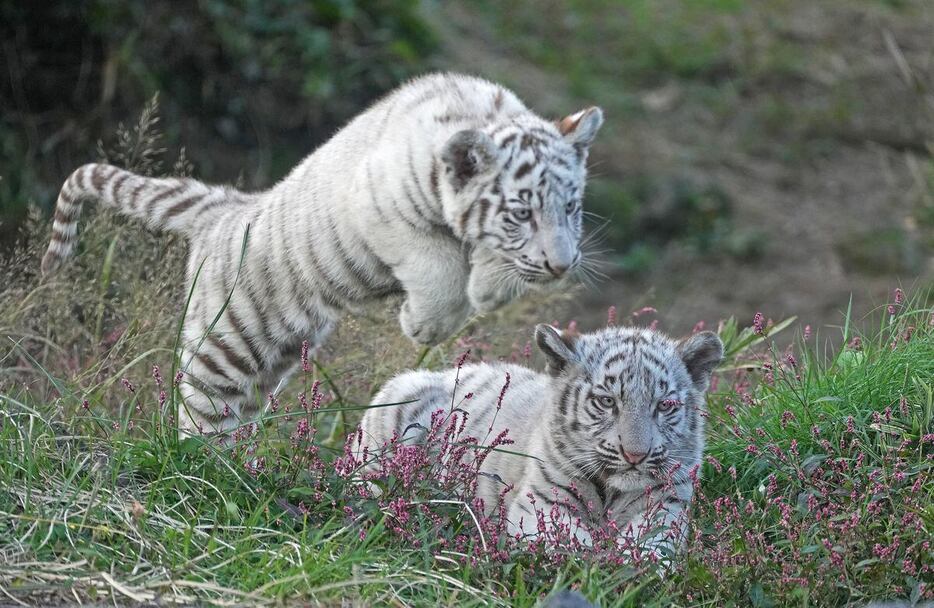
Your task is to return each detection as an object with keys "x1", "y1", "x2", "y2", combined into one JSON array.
[
  {"x1": 557, "y1": 111, "x2": 586, "y2": 136},
  {"x1": 556, "y1": 106, "x2": 604, "y2": 147}
]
